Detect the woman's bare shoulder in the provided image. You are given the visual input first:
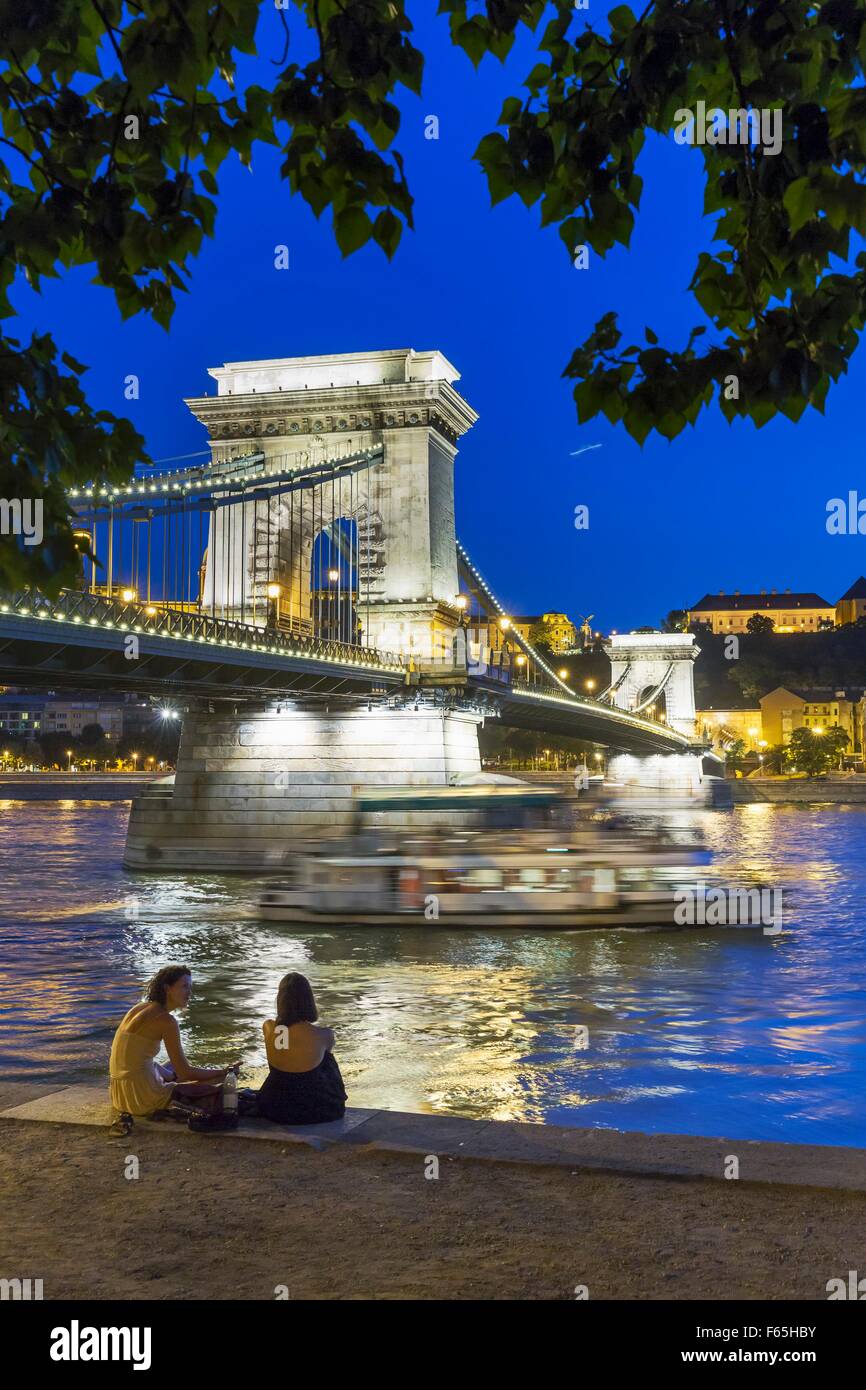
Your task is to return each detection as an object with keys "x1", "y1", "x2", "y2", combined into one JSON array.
[{"x1": 123, "y1": 1002, "x2": 166, "y2": 1033}]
